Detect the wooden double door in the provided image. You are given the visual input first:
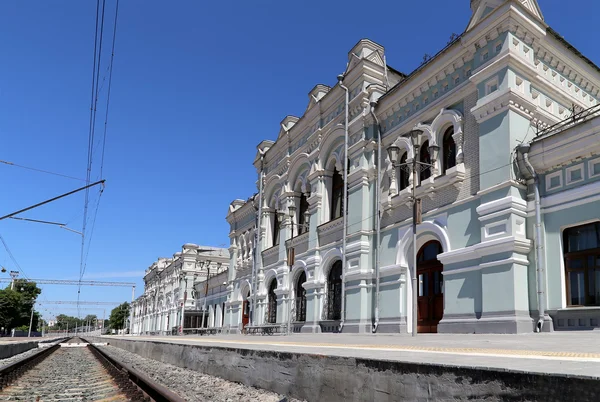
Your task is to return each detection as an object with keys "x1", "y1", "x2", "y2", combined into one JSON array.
[
  {"x1": 242, "y1": 300, "x2": 250, "y2": 329},
  {"x1": 416, "y1": 241, "x2": 444, "y2": 333}
]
